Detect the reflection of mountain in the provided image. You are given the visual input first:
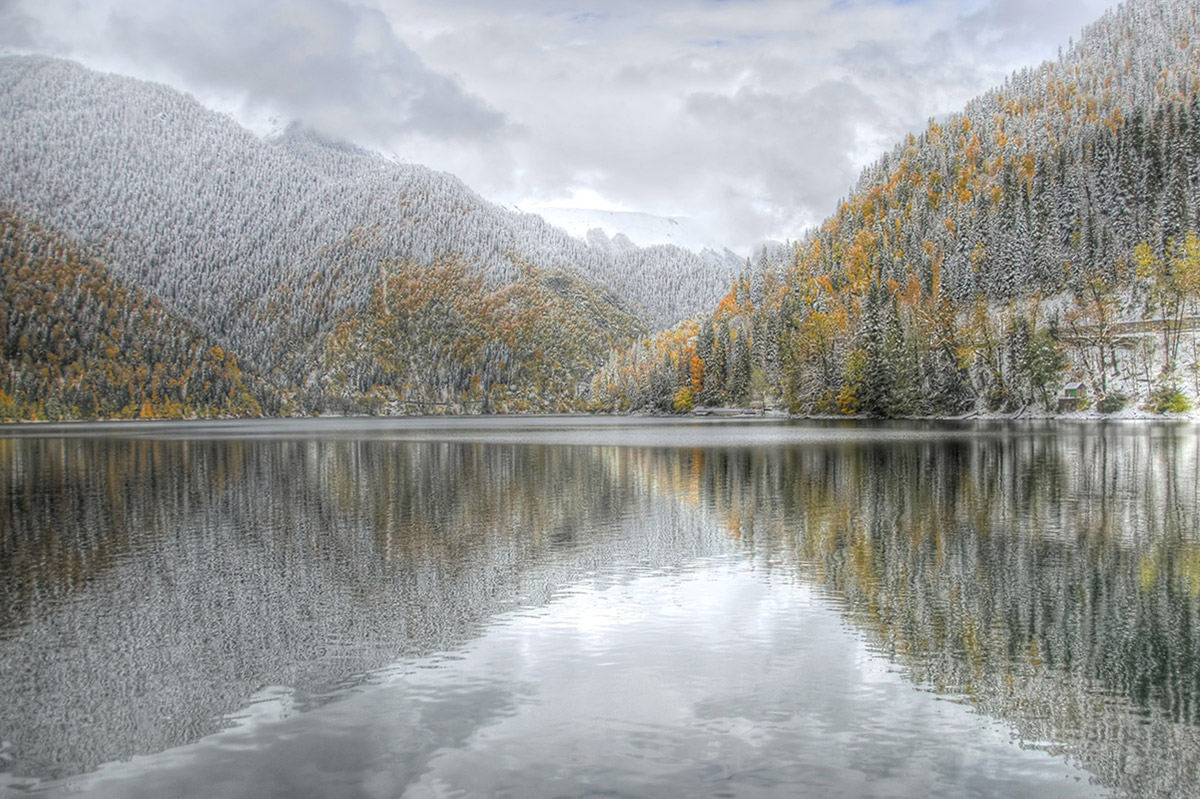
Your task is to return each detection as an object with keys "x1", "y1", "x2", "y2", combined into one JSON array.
[
  {"x1": 0, "y1": 435, "x2": 729, "y2": 781},
  {"x1": 3, "y1": 422, "x2": 1200, "y2": 796},
  {"x1": 683, "y1": 424, "x2": 1200, "y2": 798}
]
